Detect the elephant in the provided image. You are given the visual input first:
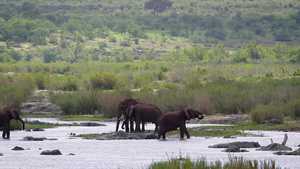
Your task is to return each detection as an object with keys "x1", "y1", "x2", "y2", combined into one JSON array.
[
  {"x1": 115, "y1": 98, "x2": 145, "y2": 132},
  {"x1": 157, "y1": 108, "x2": 204, "y2": 140},
  {"x1": 123, "y1": 104, "x2": 162, "y2": 133},
  {"x1": 0, "y1": 108, "x2": 25, "y2": 139}
]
